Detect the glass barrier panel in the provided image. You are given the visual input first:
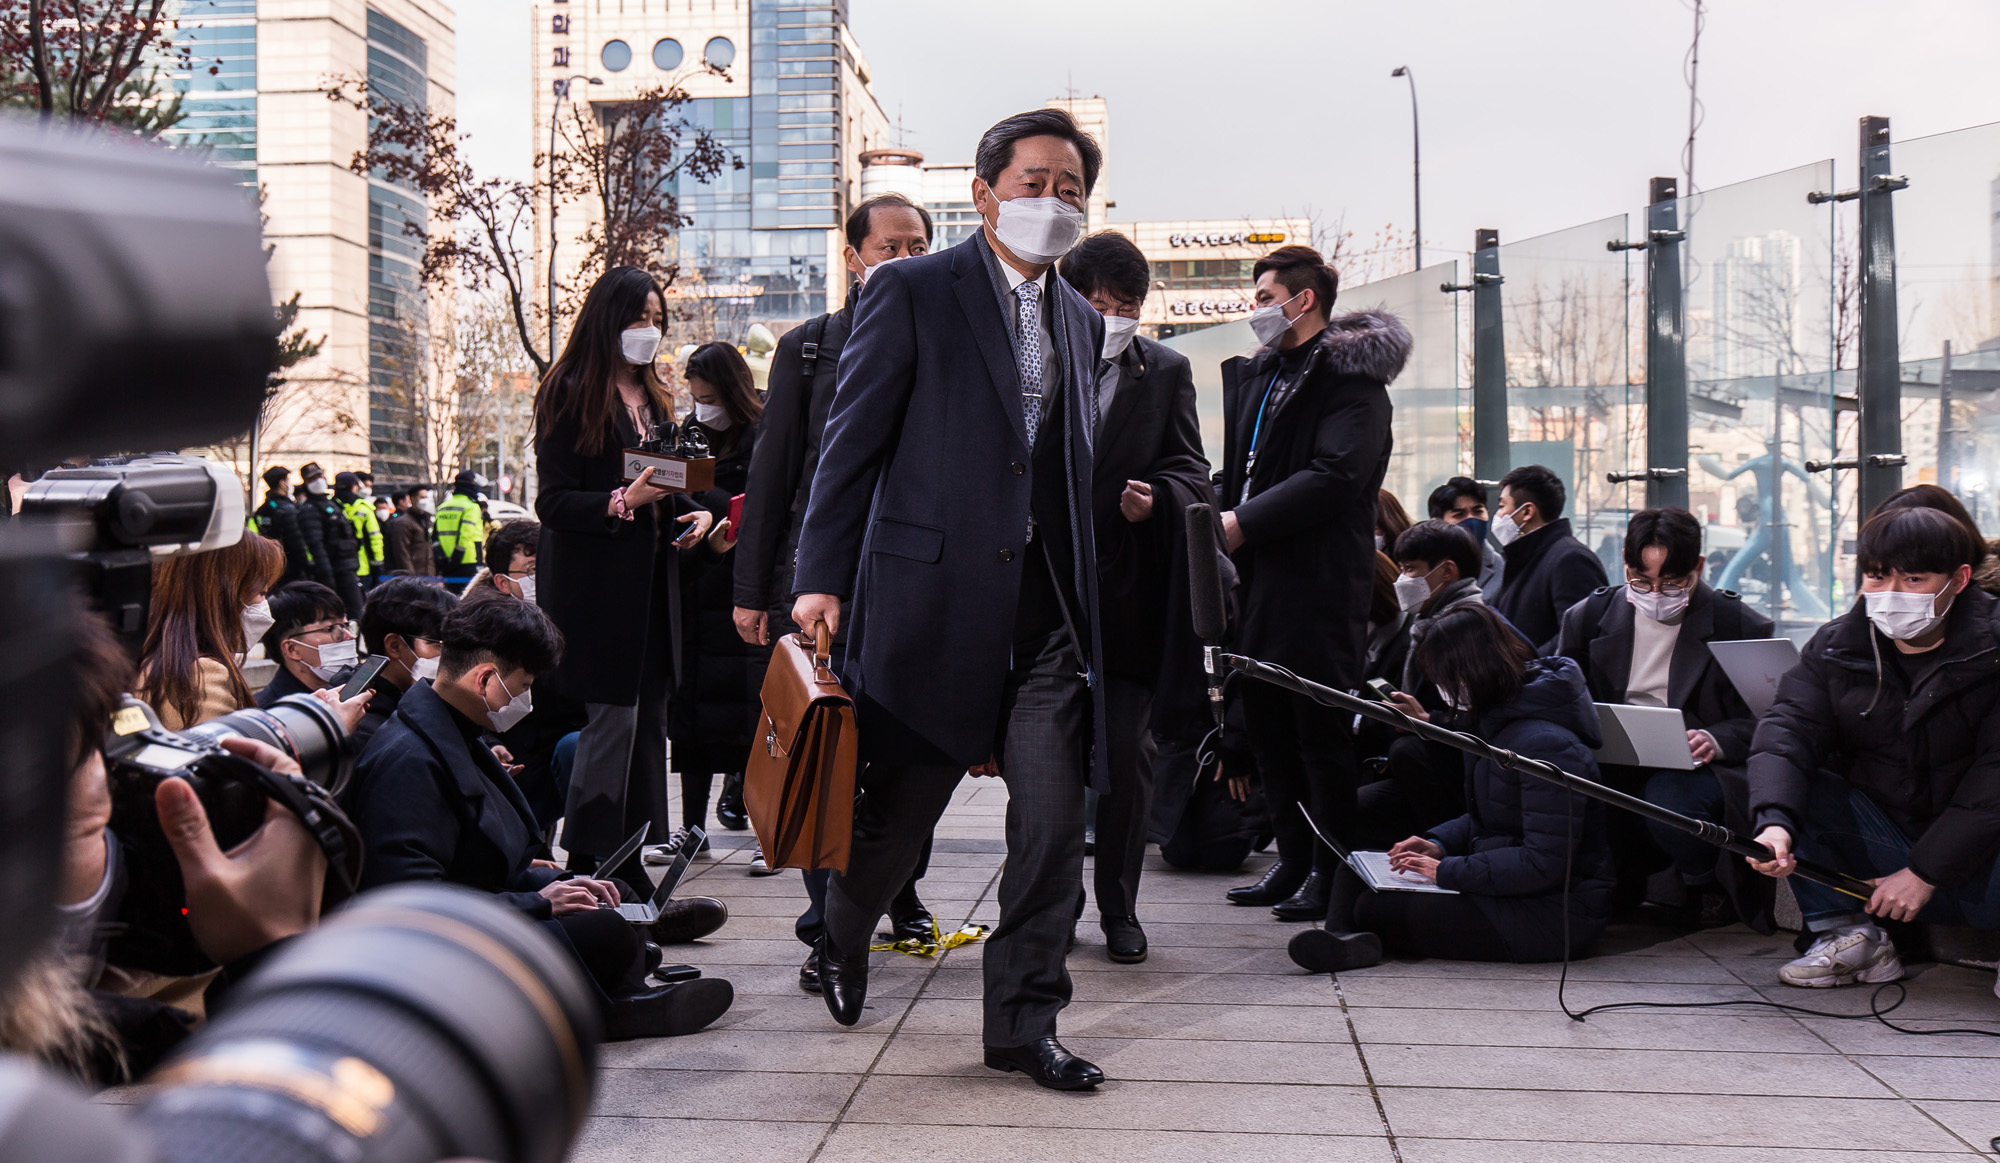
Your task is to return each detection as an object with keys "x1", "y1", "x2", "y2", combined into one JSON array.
[
  {"x1": 1340, "y1": 260, "x2": 1463, "y2": 512},
  {"x1": 1158, "y1": 317, "x2": 1255, "y2": 460}
]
